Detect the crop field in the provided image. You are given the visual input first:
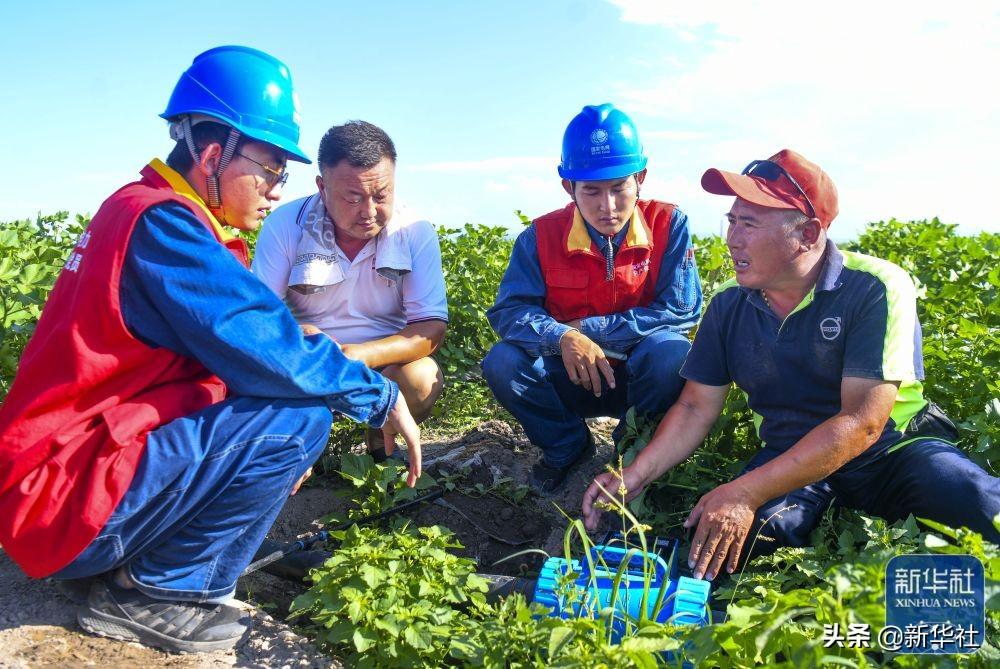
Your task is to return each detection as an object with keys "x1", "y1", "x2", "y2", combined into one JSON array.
[{"x1": 1, "y1": 213, "x2": 998, "y2": 667}]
